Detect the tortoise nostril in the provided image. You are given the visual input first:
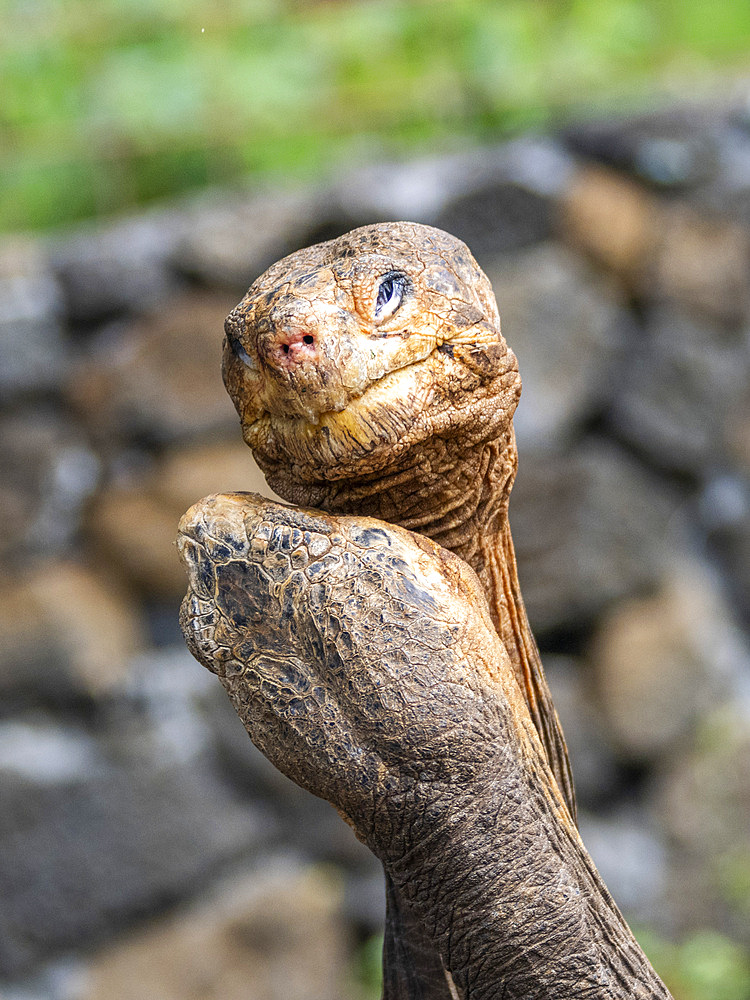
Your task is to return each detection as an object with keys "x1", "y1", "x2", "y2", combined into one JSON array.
[{"x1": 260, "y1": 325, "x2": 319, "y2": 367}]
